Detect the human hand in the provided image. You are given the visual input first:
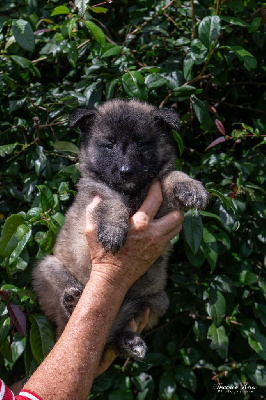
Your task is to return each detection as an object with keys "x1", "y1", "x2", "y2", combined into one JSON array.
[{"x1": 85, "y1": 181, "x2": 184, "y2": 291}]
